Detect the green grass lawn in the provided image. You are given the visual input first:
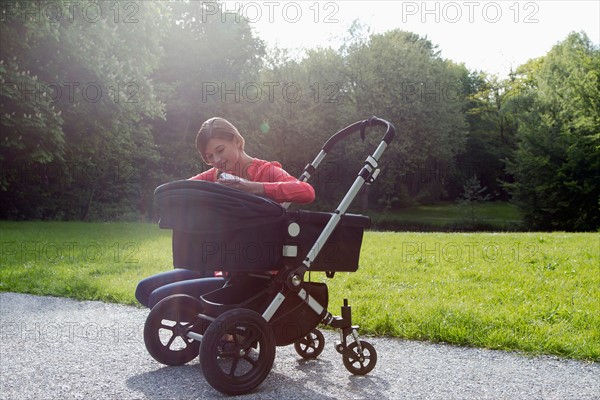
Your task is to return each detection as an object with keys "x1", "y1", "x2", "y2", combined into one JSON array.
[
  {"x1": 0, "y1": 221, "x2": 171, "y2": 304},
  {"x1": 1, "y1": 221, "x2": 598, "y2": 361},
  {"x1": 325, "y1": 231, "x2": 599, "y2": 361}
]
